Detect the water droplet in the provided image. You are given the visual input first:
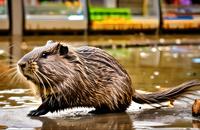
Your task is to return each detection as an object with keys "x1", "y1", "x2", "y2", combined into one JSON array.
[
  {"x1": 0, "y1": 50, "x2": 5, "y2": 55},
  {"x1": 175, "y1": 39, "x2": 181, "y2": 44},
  {"x1": 155, "y1": 85, "x2": 160, "y2": 89},
  {"x1": 153, "y1": 71, "x2": 159, "y2": 76},
  {"x1": 150, "y1": 75, "x2": 154, "y2": 79},
  {"x1": 159, "y1": 38, "x2": 165, "y2": 43},
  {"x1": 151, "y1": 47, "x2": 157, "y2": 52}
]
